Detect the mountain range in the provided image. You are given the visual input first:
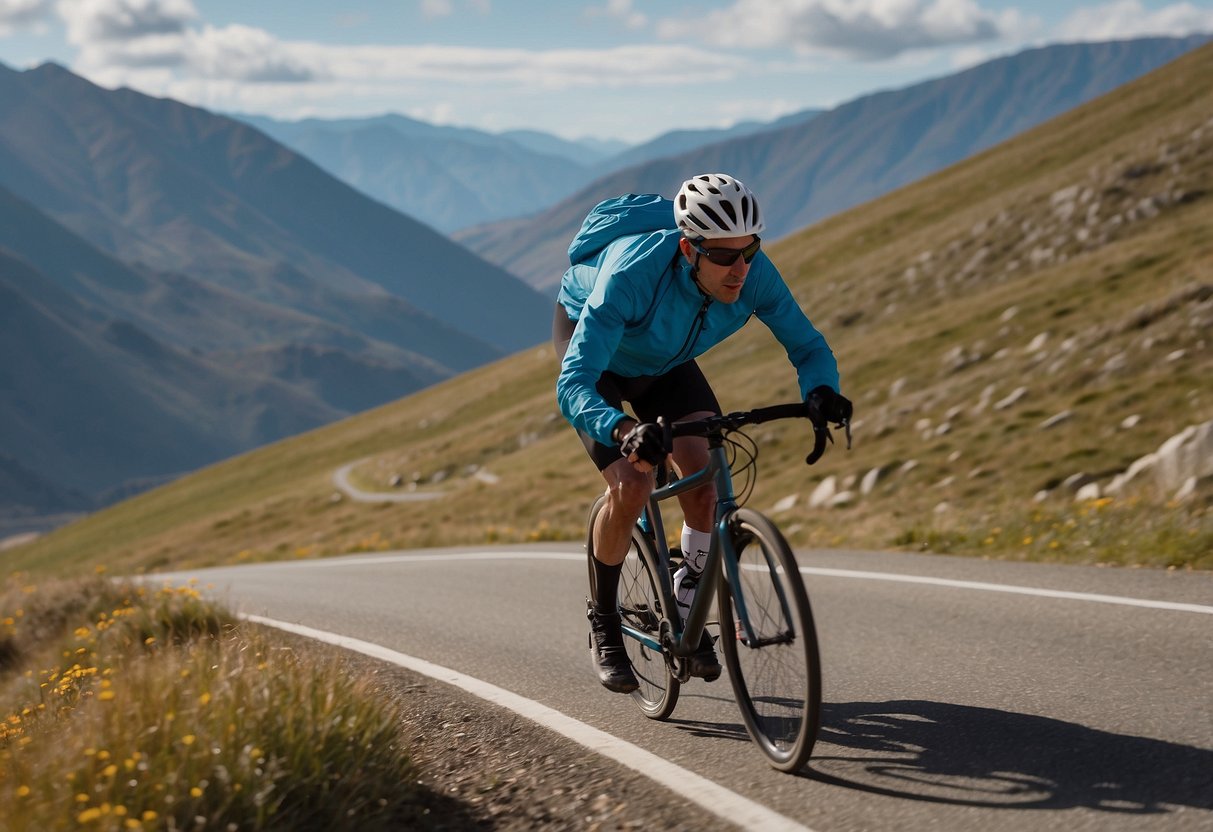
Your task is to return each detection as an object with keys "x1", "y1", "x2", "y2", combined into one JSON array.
[
  {"x1": 452, "y1": 35, "x2": 1211, "y2": 292},
  {"x1": 0, "y1": 61, "x2": 551, "y2": 519},
  {"x1": 237, "y1": 109, "x2": 822, "y2": 234}
]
